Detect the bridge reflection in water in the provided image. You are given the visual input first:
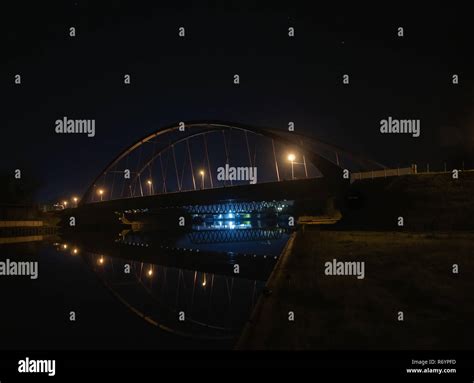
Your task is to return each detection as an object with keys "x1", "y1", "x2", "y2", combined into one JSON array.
[{"x1": 56, "y1": 218, "x2": 289, "y2": 342}]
